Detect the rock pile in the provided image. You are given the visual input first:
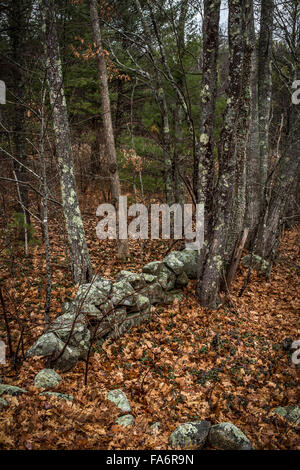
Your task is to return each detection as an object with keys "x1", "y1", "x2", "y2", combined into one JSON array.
[{"x1": 26, "y1": 249, "x2": 198, "y2": 371}]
